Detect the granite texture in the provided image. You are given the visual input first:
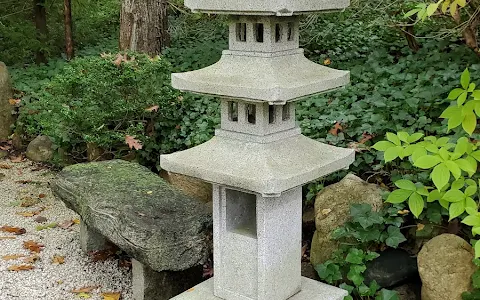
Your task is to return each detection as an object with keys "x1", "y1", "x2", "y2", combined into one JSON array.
[
  {"x1": 171, "y1": 277, "x2": 347, "y2": 300},
  {"x1": 160, "y1": 134, "x2": 354, "y2": 197},
  {"x1": 26, "y1": 135, "x2": 54, "y2": 162},
  {"x1": 172, "y1": 49, "x2": 350, "y2": 104},
  {"x1": 79, "y1": 218, "x2": 107, "y2": 252},
  {"x1": 51, "y1": 159, "x2": 213, "y2": 272},
  {"x1": 184, "y1": 0, "x2": 350, "y2": 15},
  {"x1": 213, "y1": 185, "x2": 302, "y2": 300}
]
